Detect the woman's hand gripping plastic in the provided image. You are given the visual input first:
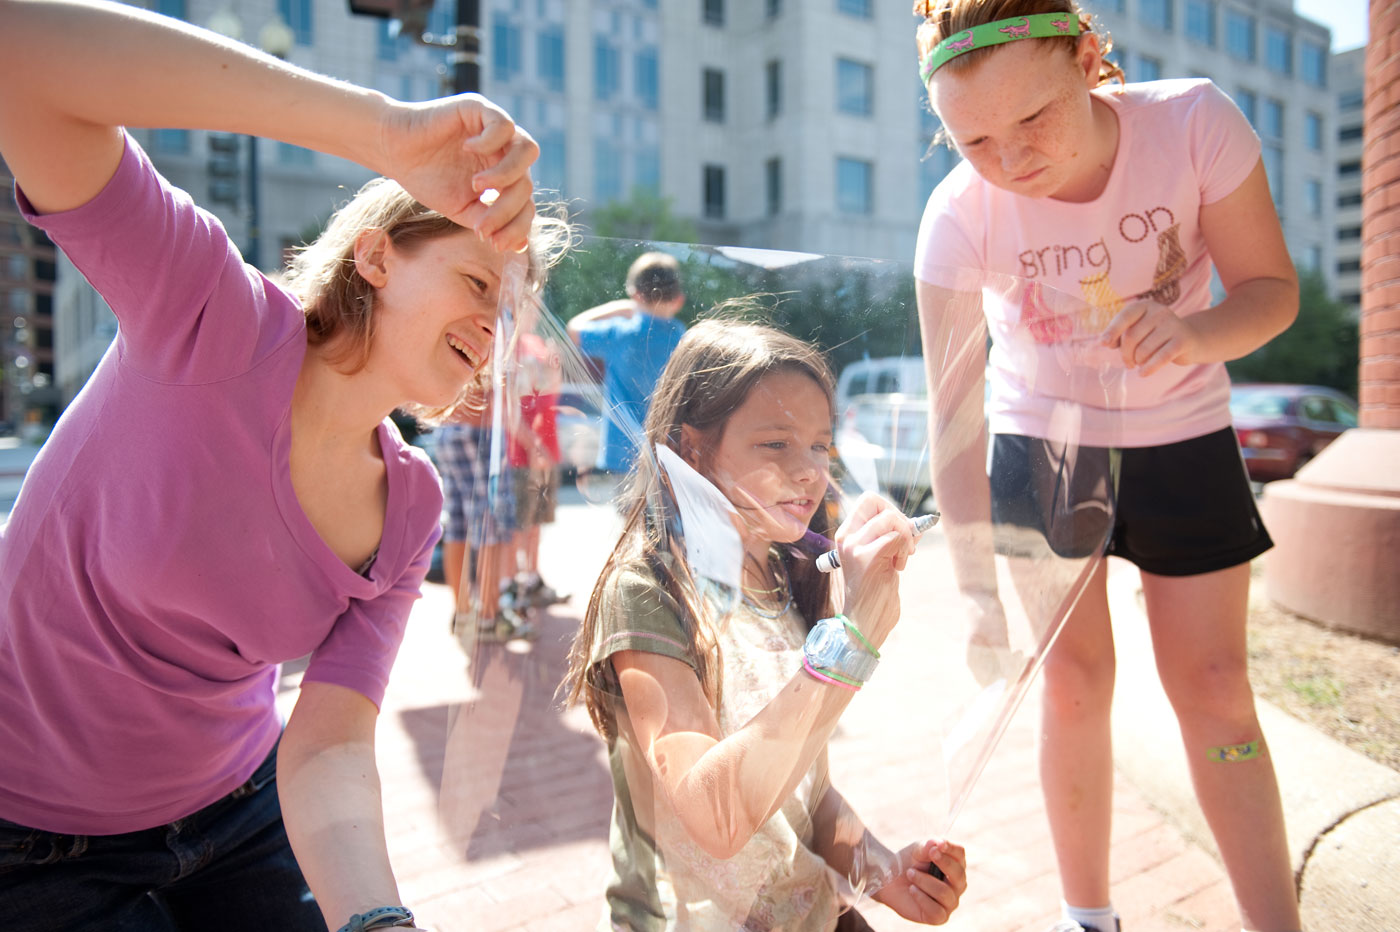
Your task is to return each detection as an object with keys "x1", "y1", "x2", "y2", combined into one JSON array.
[
  {"x1": 834, "y1": 491, "x2": 918, "y2": 653},
  {"x1": 377, "y1": 93, "x2": 539, "y2": 253},
  {"x1": 871, "y1": 838, "x2": 968, "y2": 926}
]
